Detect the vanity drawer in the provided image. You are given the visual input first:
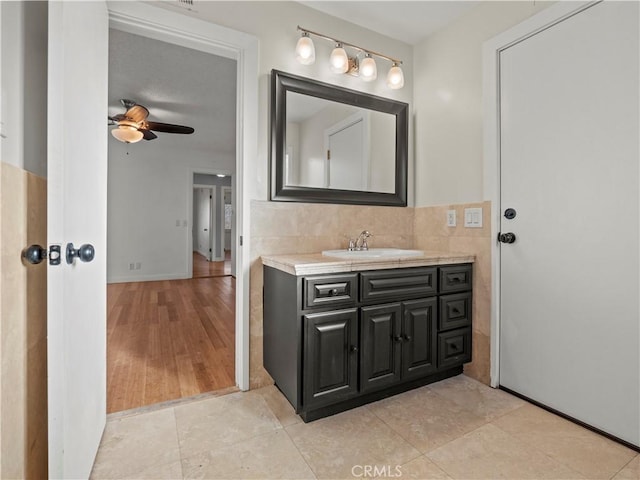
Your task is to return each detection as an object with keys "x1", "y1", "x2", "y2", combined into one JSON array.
[
  {"x1": 361, "y1": 267, "x2": 437, "y2": 303},
  {"x1": 304, "y1": 273, "x2": 358, "y2": 309},
  {"x1": 439, "y1": 264, "x2": 472, "y2": 293},
  {"x1": 437, "y1": 327, "x2": 472, "y2": 369},
  {"x1": 439, "y1": 292, "x2": 472, "y2": 331}
]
